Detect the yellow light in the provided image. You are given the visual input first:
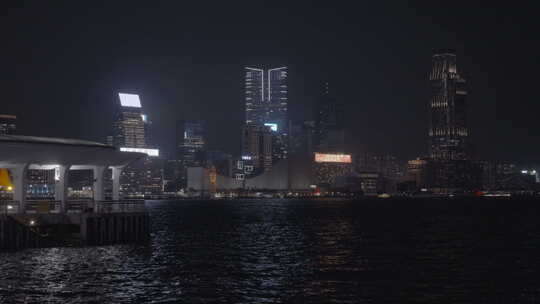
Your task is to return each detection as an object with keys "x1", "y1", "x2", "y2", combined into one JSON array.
[
  {"x1": 7, "y1": 186, "x2": 12, "y2": 191},
  {"x1": 0, "y1": 169, "x2": 13, "y2": 188}
]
